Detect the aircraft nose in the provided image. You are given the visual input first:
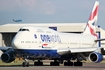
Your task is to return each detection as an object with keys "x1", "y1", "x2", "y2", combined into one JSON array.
[{"x1": 11, "y1": 37, "x2": 20, "y2": 49}]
